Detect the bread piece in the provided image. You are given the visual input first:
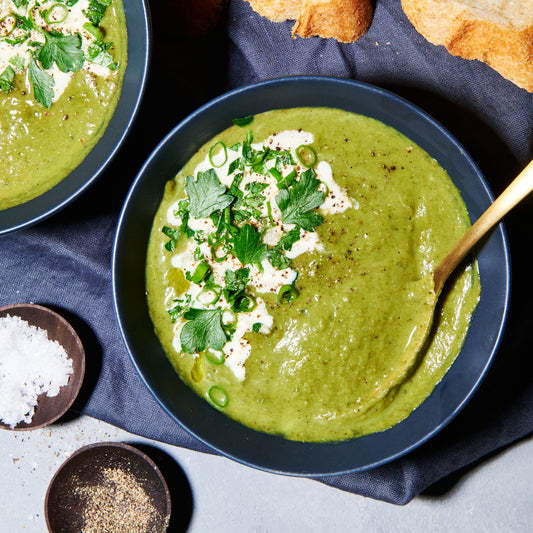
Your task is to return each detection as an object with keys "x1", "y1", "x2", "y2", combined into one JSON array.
[
  {"x1": 245, "y1": 0, "x2": 374, "y2": 43},
  {"x1": 401, "y1": 0, "x2": 533, "y2": 92}
]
